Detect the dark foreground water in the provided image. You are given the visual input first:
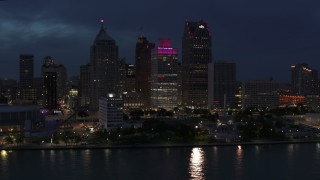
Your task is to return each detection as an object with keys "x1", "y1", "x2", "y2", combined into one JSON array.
[{"x1": 1, "y1": 143, "x2": 320, "y2": 180}]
